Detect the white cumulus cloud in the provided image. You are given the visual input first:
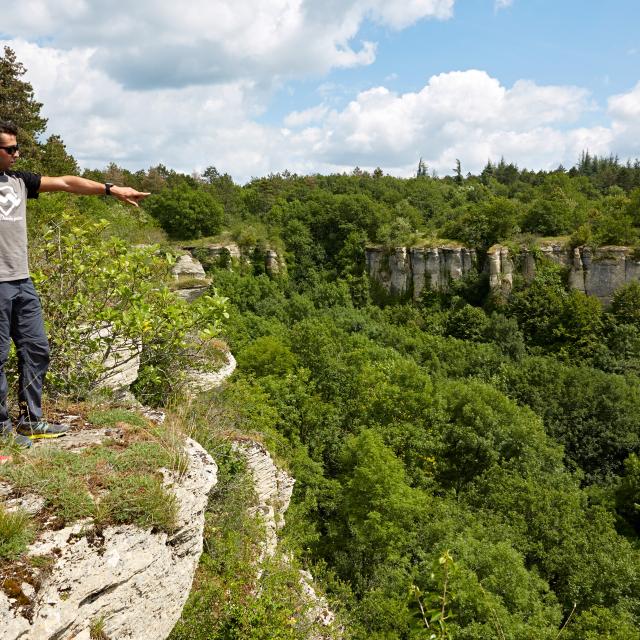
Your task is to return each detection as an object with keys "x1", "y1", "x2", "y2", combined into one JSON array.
[
  {"x1": 3, "y1": 32, "x2": 638, "y2": 182},
  {"x1": 3, "y1": 0, "x2": 453, "y2": 89},
  {"x1": 607, "y1": 81, "x2": 640, "y2": 159},
  {"x1": 283, "y1": 70, "x2": 602, "y2": 174}
]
